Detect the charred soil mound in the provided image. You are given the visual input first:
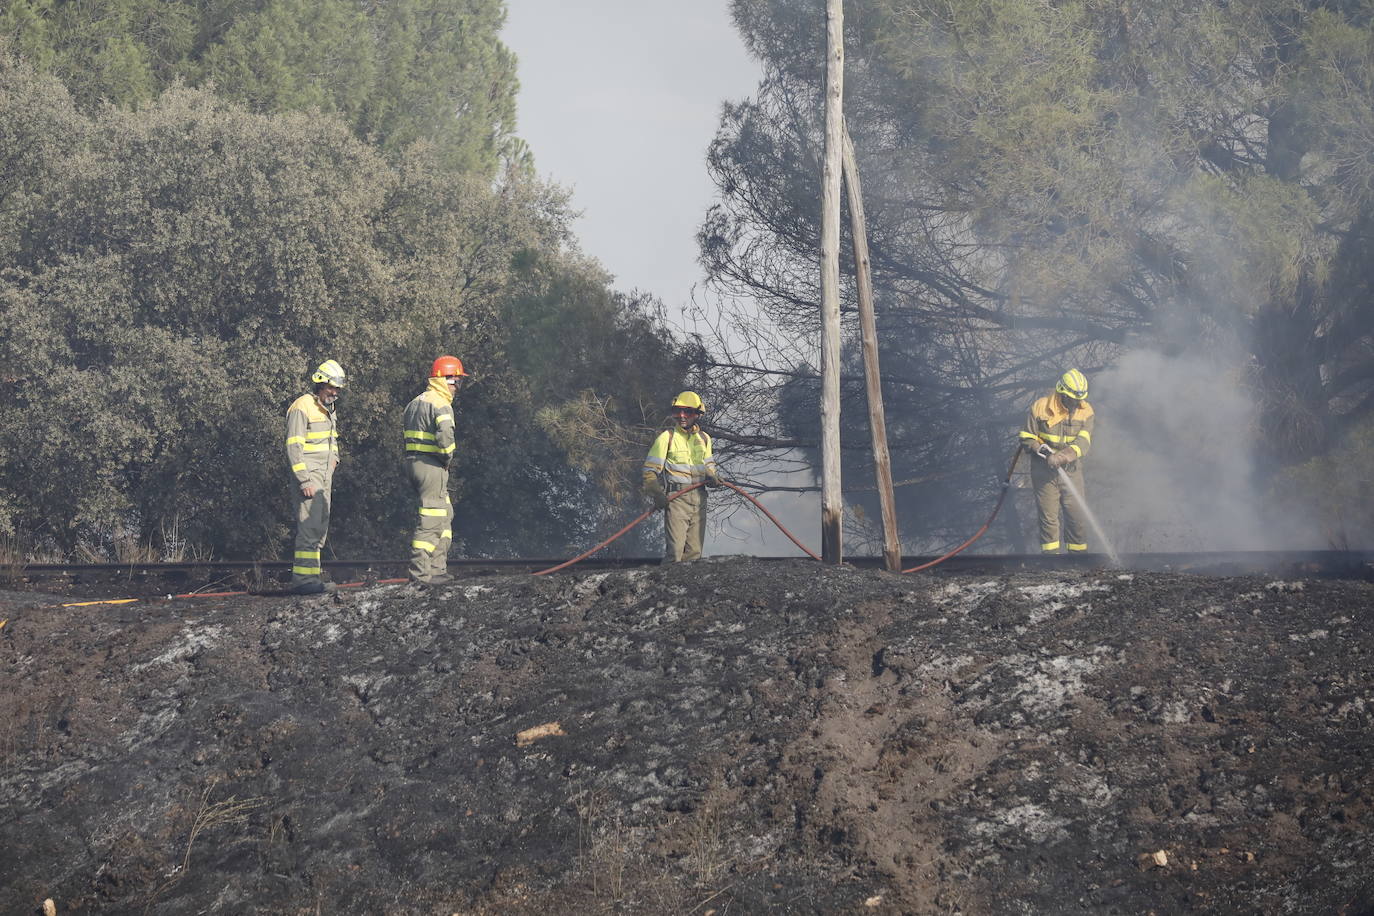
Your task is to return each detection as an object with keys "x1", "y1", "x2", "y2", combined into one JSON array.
[{"x1": 3, "y1": 558, "x2": 1373, "y2": 914}]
